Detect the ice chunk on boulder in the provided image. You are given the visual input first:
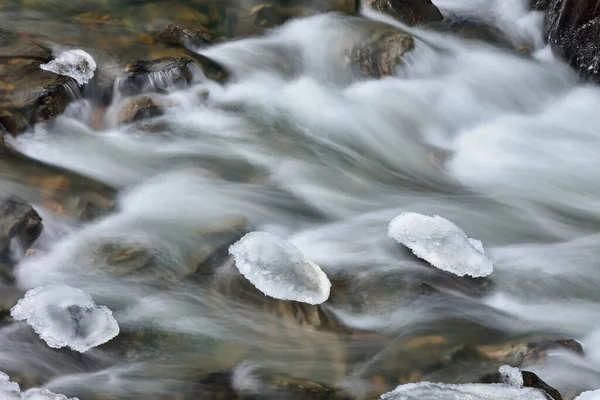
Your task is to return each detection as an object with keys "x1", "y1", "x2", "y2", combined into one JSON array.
[
  {"x1": 10, "y1": 285, "x2": 119, "y2": 353},
  {"x1": 0, "y1": 372, "x2": 20, "y2": 399},
  {"x1": 229, "y1": 231, "x2": 331, "y2": 305},
  {"x1": 21, "y1": 388, "x2": 78, "y2": 400},
  {"x1": 40, "y1": 50, "x2": 96, "y2": 85},
  {"x1": 388, "y1": 212, "x2": 493, "y2": 278},
  {"x1": 379, "y1": 382, "x2": 549, "y2": 400},
  {"x1": 499, "y1": 365, "x2": 523, "y2": 387},
  {"x1": 575, "y1": 390, "x2": 600, "y2": 400}
]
